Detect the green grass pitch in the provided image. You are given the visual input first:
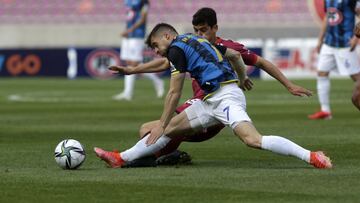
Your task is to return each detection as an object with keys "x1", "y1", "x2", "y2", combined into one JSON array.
[{"x1": 0, "y1": 77, "x2": 359, "y2": 203}]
